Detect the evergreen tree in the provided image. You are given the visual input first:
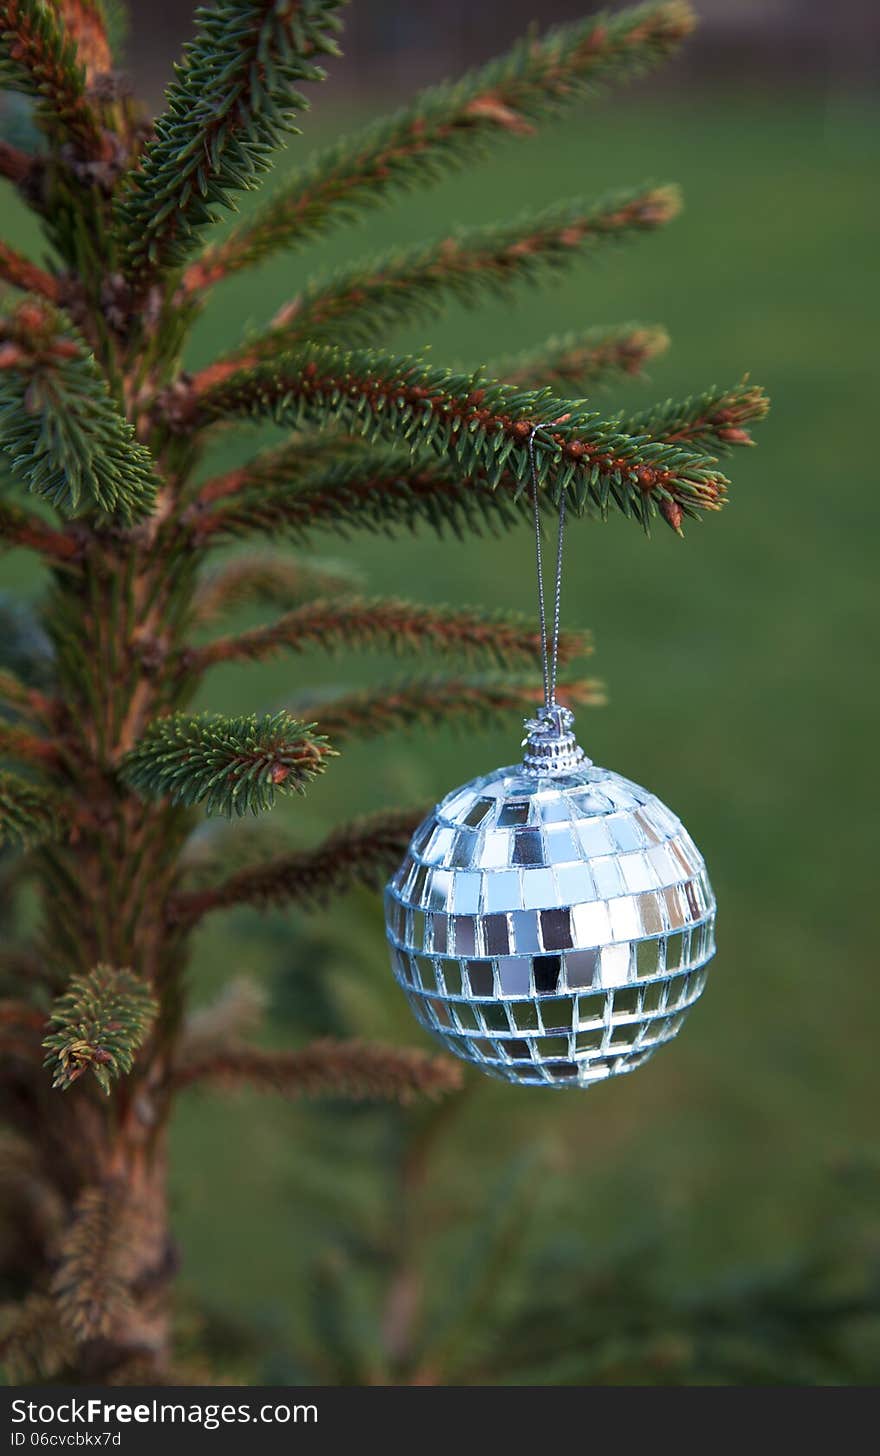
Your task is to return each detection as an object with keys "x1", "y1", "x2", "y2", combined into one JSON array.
[{"x1": 0, "y1": 0, "x2": 767, "y2": 1382}]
